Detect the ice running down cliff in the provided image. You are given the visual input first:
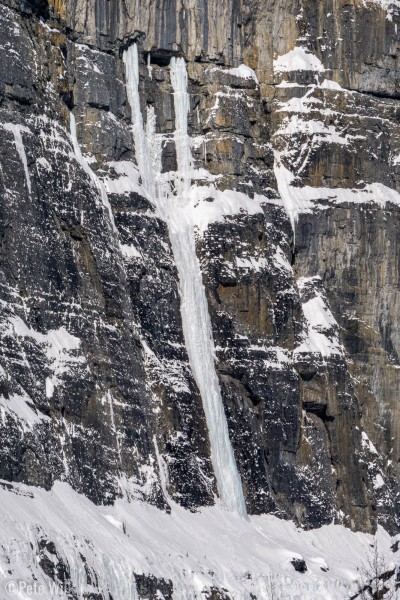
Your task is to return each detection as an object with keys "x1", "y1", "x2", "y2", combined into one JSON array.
[
  {"x1": 1, "y1": 0, "x2": 400, "y2": 596},
  {"x1": 123, "y1": 44, "x2": 247, "y2": 517}
]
